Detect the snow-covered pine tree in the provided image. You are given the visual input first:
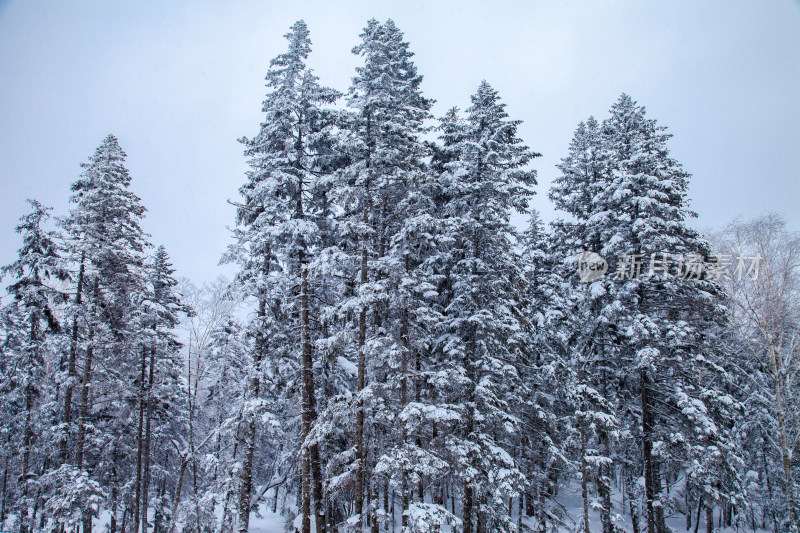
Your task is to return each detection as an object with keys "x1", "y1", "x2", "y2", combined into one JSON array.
[
  {"x1": 230, "y1": 19, "x2": 340, "y2": 532},
  {"x1": 132, "y1": 245, "x2": 189, "y2": 533},
  {"x1": 550, "y1": 97, "x2": 746, "y2": 533},
  {"x1": 59, "y1": 134, "x2": 151, "y2": 532},
  {"x1": 598, "y1": 95, "x2": 741, "y2": 533},
  {"x1": 550, "y1": 116, "x2": 623, "y2": 533},
  {"x1": 0, "y1": 200, "x2": 68, "y2": 533},
  {"x1": 517, "y1": 210, "x2": 576, "y2": 532},
  {"x1": 327, "y1": 18, "x2": 433, "y2": 530},
  {"x1": 433, "y1": 81, "x2": 538, "y2": 532}
]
